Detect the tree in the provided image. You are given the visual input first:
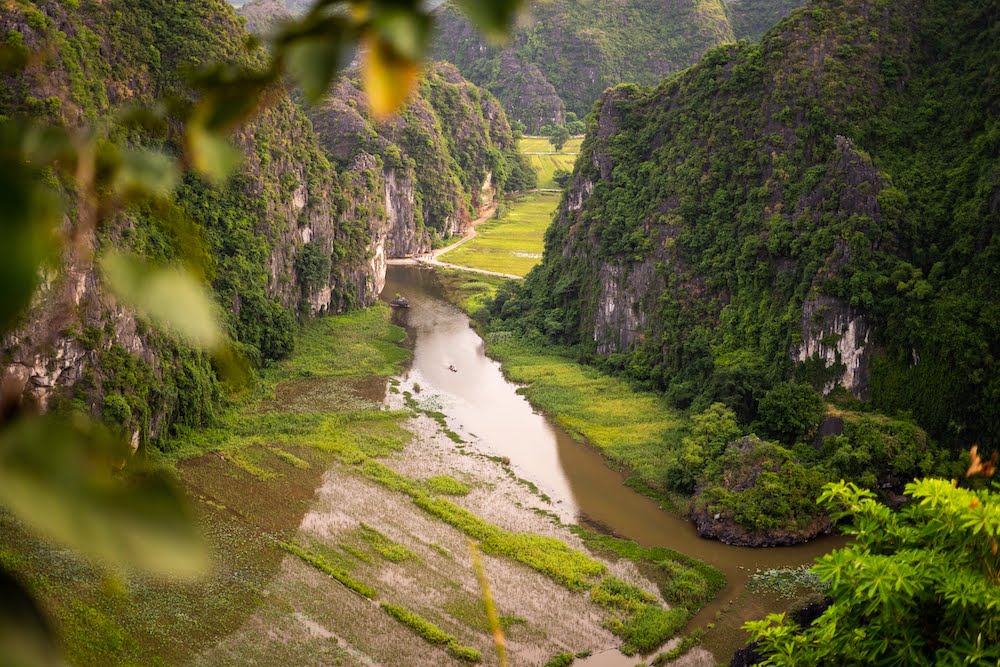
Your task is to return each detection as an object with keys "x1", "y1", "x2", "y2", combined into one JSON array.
[
  {"x1": 755, "y1": 381, "x2": 825, "y2": 444},
  {"x1": 664, "y1": 403, "x2": 741, "y2": 494},
  {"x1": 552, "y1": 168, "x2": 572, "y2": 187},
  {"x1": 549, "y1": 124, "x2": 571, "y2": 151},
  {"x1": 746, "y1": 453, "x2": 999, "y2": 665}
]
